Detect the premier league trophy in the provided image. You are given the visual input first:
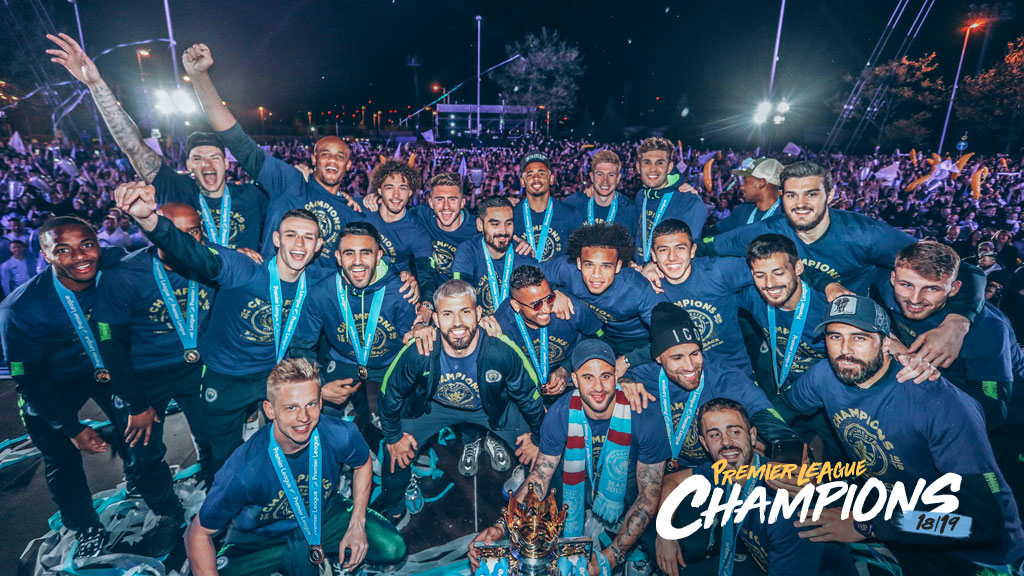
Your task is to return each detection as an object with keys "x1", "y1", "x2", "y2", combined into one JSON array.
[{"x1": 473, "y1": 484, "x2": 593, "y2": 576}]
